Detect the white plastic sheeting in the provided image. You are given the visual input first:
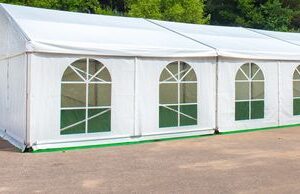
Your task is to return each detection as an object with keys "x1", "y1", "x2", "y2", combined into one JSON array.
[
  {"x1": 0, "y1": 3, "x2": 216, "y2": 58},
  {"x1": 150, "y1": 20, "x2": 300, "y2": 60}
]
